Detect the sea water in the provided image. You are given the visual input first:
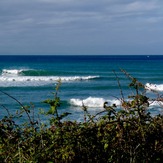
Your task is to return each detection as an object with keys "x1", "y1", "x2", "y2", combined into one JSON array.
[{"x1": 0, "y1": 55, "x2": 163, "y2": 122}]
